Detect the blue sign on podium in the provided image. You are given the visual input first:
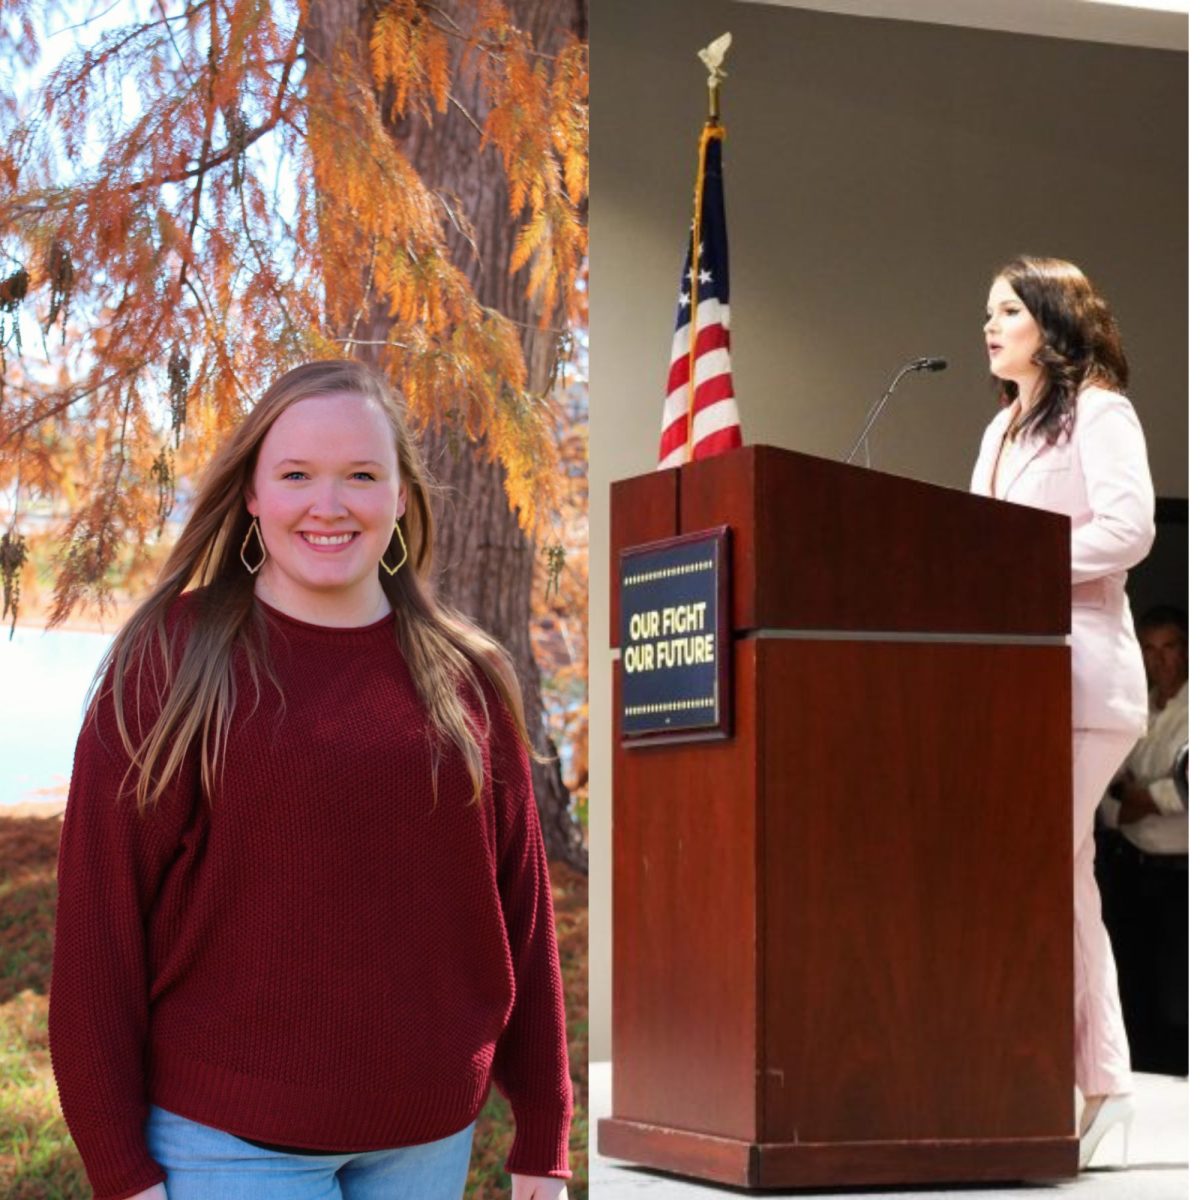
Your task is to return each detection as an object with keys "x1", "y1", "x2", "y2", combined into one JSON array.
[{"x1": 618, "y1": 526, "x2": 731, "y2": 743}]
